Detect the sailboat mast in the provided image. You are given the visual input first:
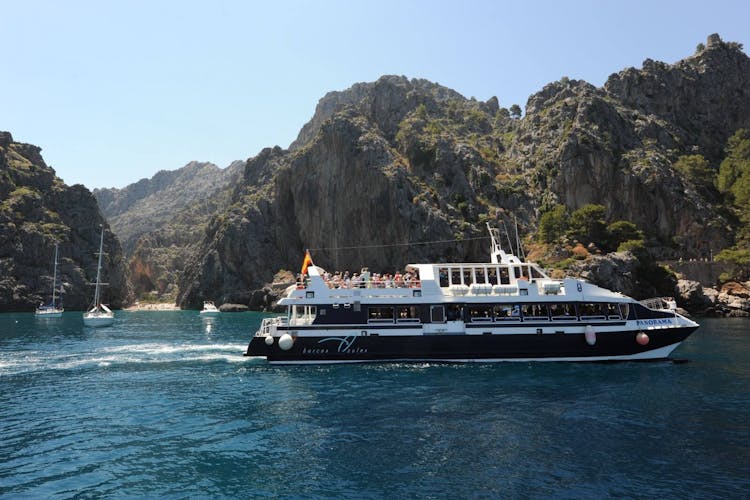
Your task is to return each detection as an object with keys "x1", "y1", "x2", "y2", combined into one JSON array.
[
  {"x1": 93, "y1": 228, "x2": 104, "y2": 307},
  {"x1": 51, "y1": 243, "x2": 59, "y2": 306}
]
